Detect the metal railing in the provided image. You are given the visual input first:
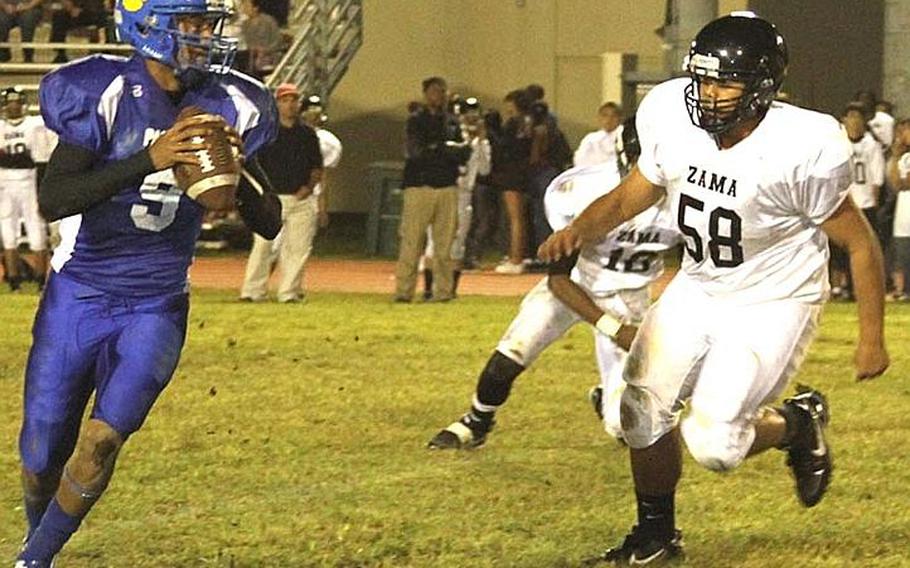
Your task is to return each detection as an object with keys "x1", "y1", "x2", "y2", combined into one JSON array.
[
  {"x1": 265, "y1": 0, "x2": 363, "y2": 105},
  {"x1": 0, "y1": 0, "x2": 363, "y2": 101}
]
